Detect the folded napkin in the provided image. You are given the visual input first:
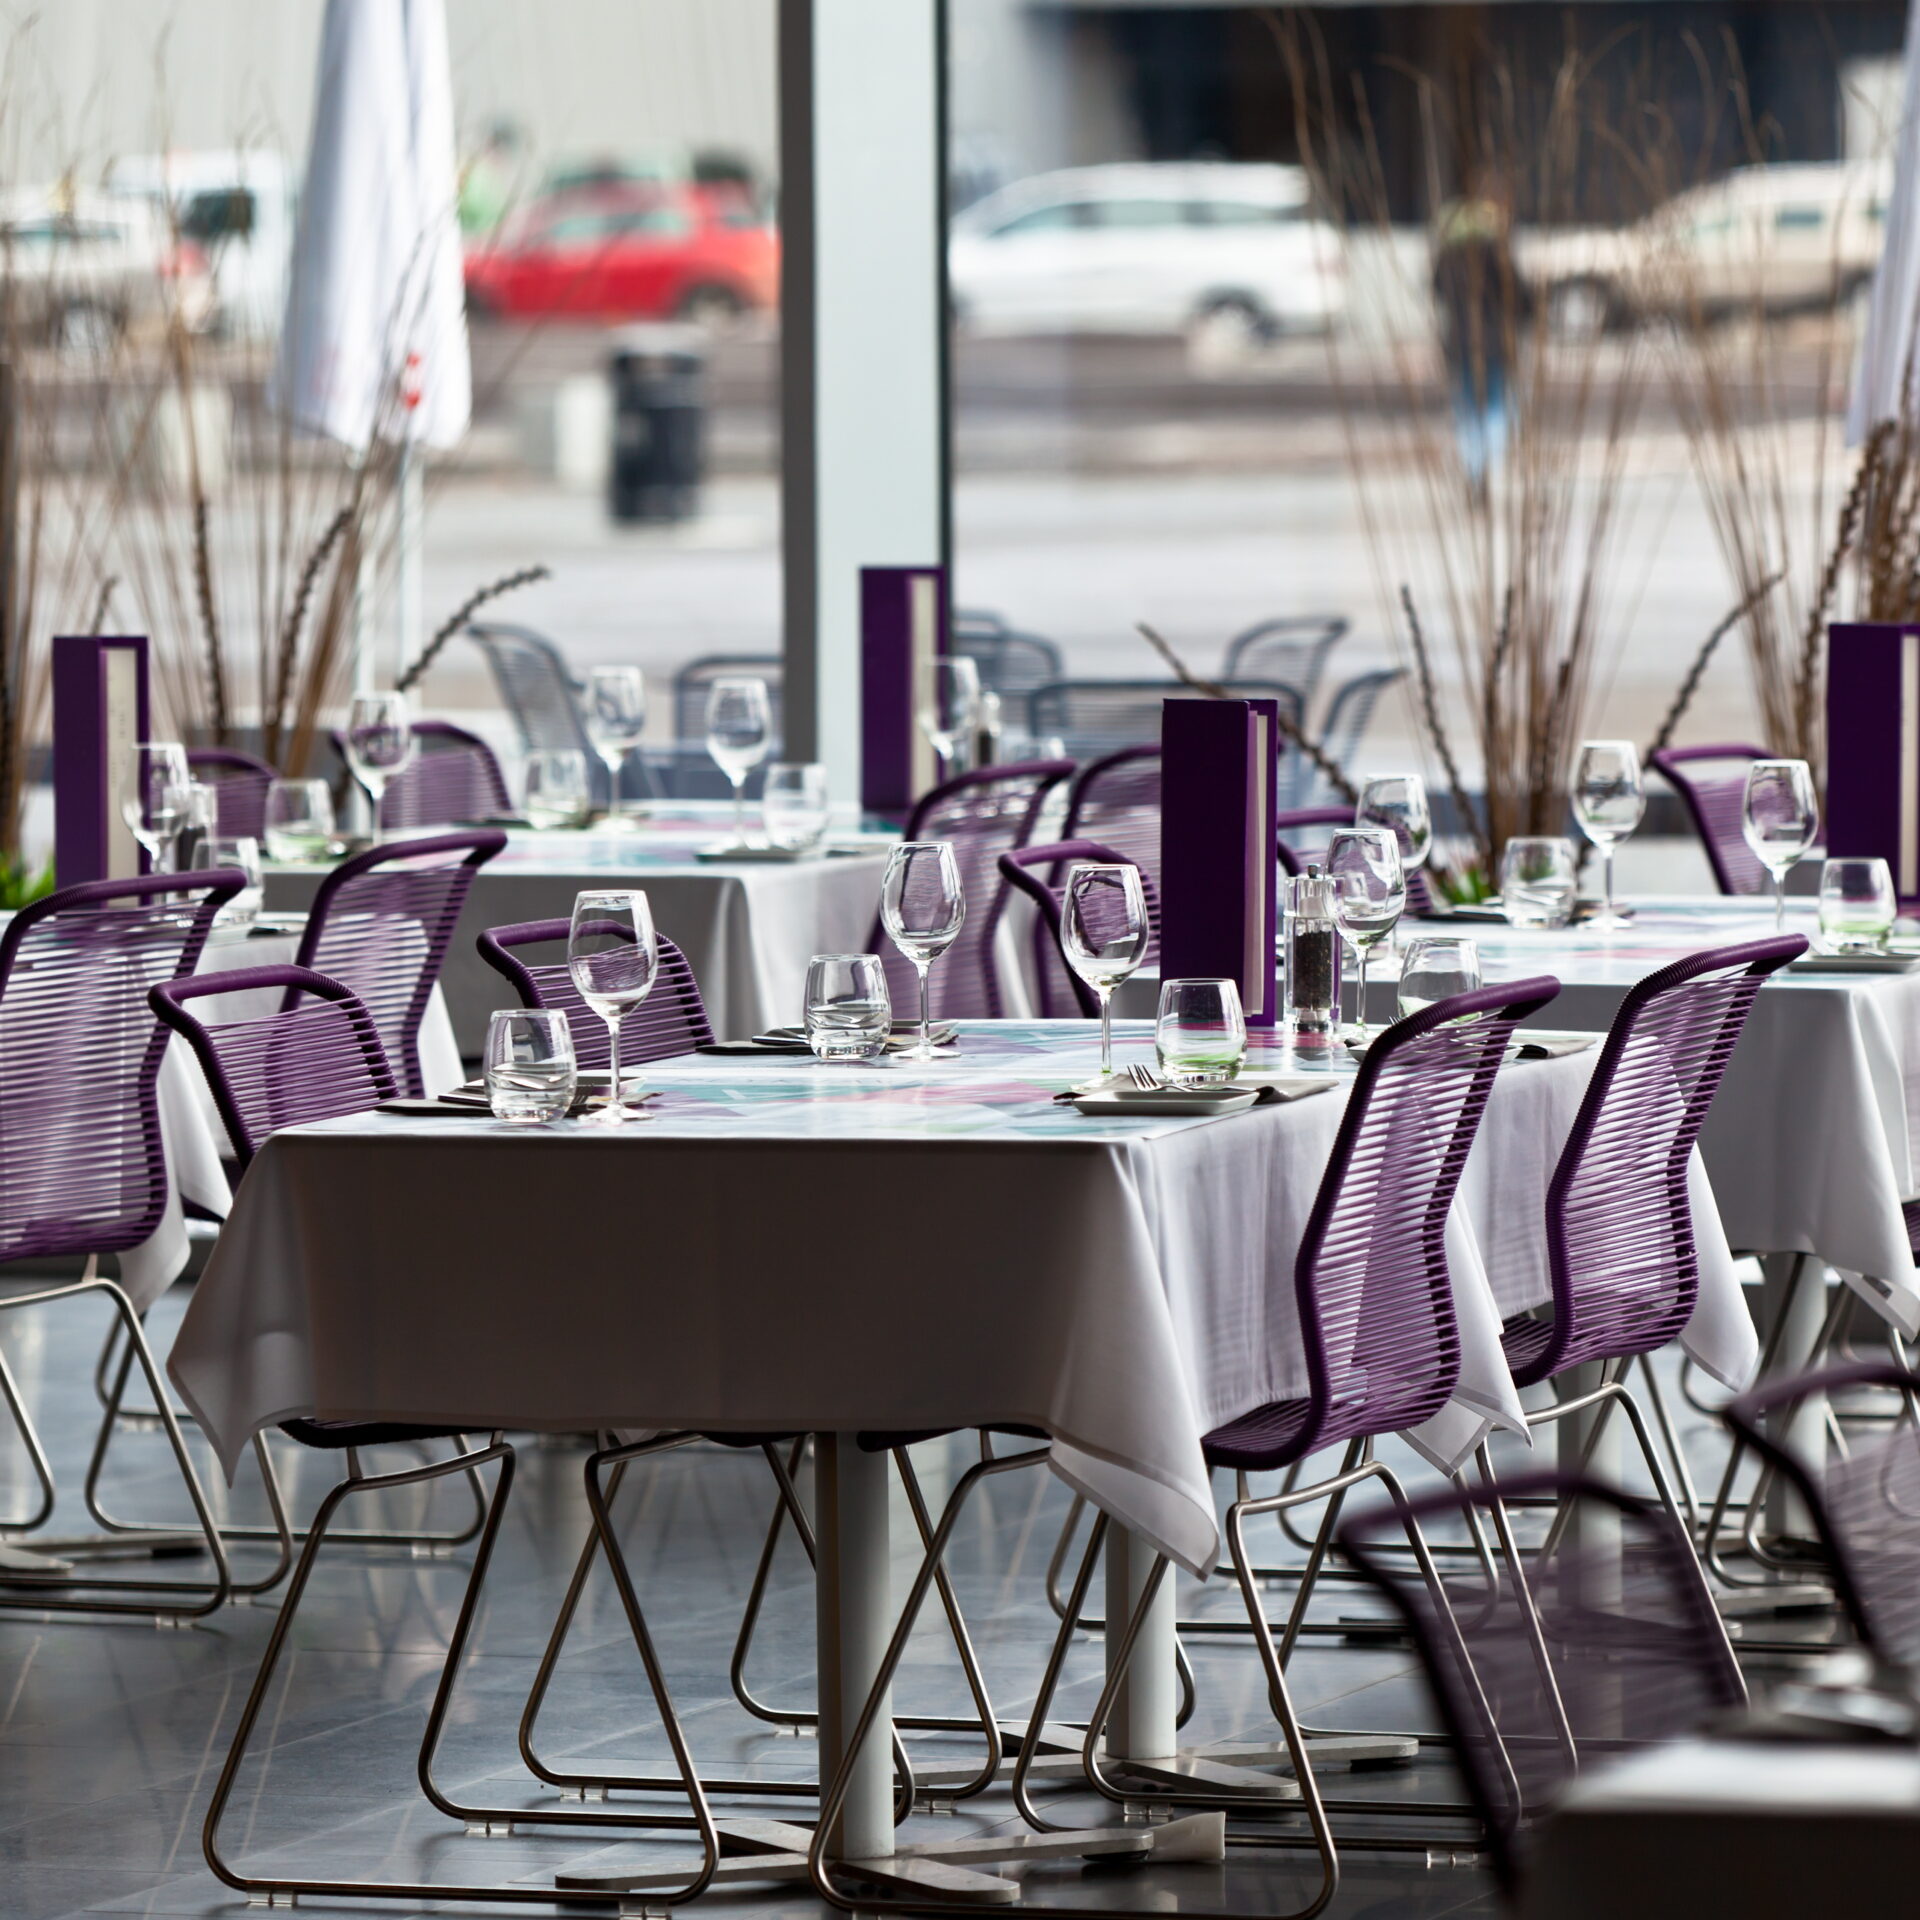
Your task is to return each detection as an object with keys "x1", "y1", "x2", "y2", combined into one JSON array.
[
  {"x1": 1513, "y1": 1031, "x2": 1599, "y2": 1059},
  {"x1": 1053, "y1": 1075, "x2": 1335, "y2": 1108}
]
